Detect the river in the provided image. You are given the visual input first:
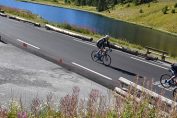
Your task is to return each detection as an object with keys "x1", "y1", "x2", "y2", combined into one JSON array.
[{"x1": 0, "y1": 0, "x2": 177, "y2": 56}]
